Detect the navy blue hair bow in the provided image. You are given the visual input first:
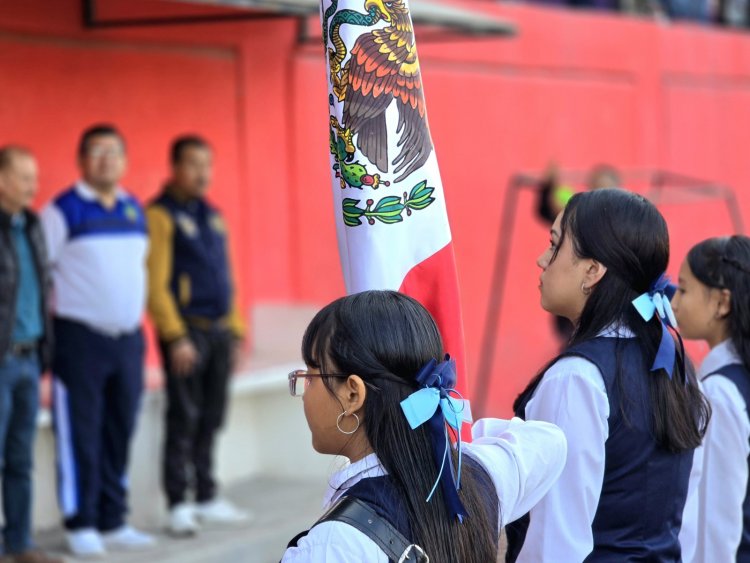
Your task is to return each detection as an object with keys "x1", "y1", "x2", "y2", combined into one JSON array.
[
  {"x1": 400, "y1": 355, "x2": 473, "y2": 522},
  {"x1": 632, "y1": 274, "x2": 684, "y2": 379}
]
